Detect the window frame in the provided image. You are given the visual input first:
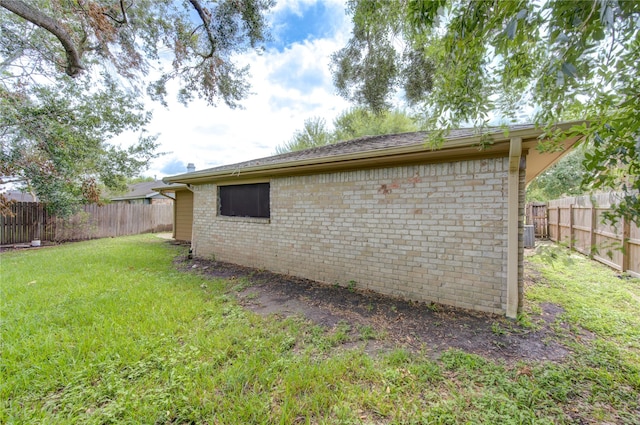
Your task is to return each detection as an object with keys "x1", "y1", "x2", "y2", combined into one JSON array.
[{"x1": 218, "y1": 182, "x2": 270, "y2": 219}]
